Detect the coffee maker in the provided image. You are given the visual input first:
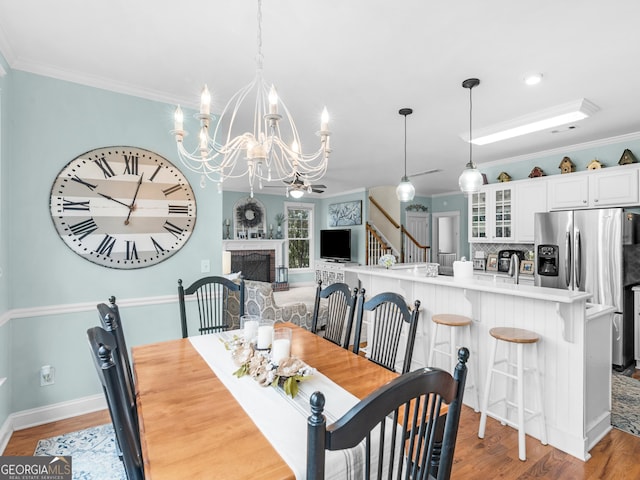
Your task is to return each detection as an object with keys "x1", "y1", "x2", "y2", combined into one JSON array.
[{"x1": 497, "y1": 250, "x2": 524, "y2": 273}]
